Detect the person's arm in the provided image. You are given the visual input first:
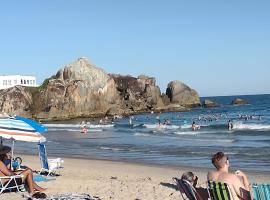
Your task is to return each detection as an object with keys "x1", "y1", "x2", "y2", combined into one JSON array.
[
  {"x1": 235, "y1": 170, "x2": 250, "y2": 191},
  {"x1": 0, "y1": 161, "x2": 15, "y2": 176},
  {"x1": 231, "y1": 173, "x2": 250, "y2": 200}
]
